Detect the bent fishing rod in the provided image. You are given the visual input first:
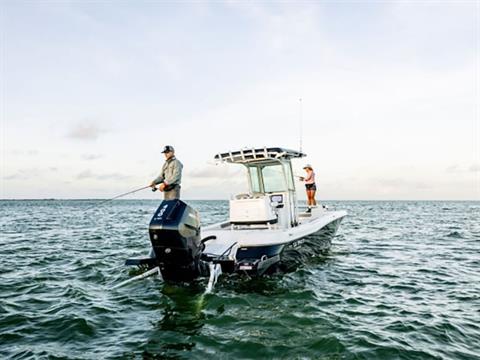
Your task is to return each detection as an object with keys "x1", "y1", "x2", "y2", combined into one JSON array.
[{"x1": 85, "y1": 185, "x2": 157, "y2": 211}]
